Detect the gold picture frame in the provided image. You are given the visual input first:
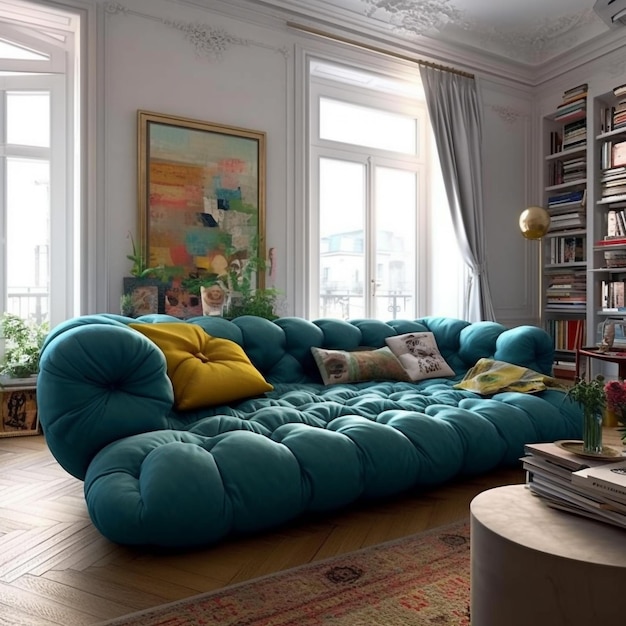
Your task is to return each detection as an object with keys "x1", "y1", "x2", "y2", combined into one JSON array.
[{"x1": 137, "y1": 110, "x2": 266, "y2": 289}]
